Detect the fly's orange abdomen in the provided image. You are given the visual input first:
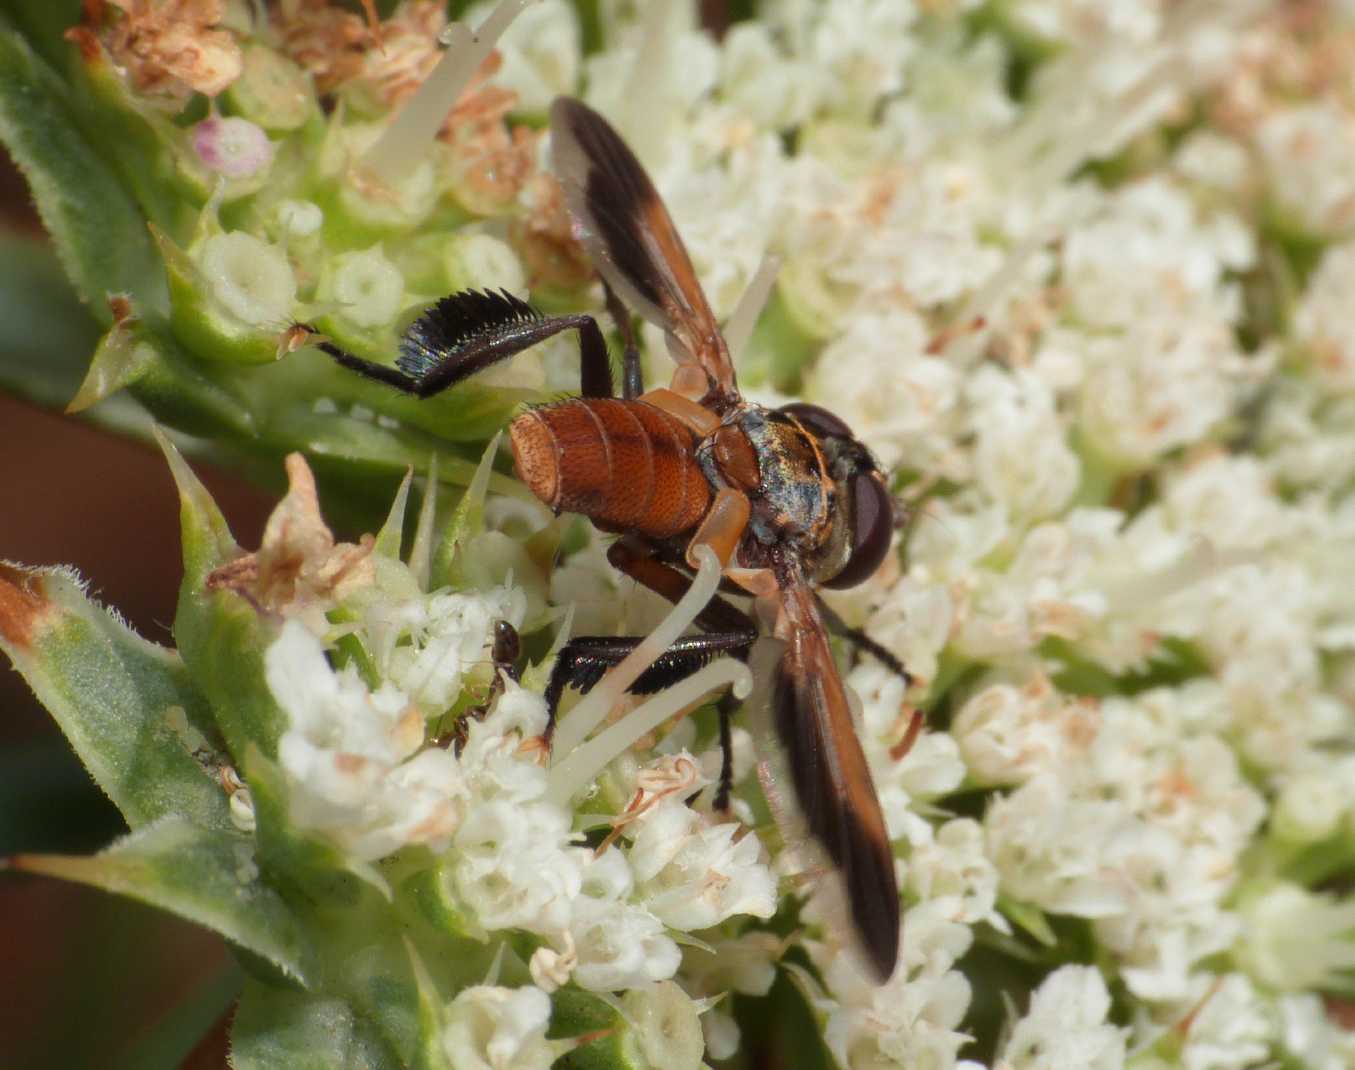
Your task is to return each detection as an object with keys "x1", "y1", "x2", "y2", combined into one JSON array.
[{"x1": 509, "y1": 398, "x2": 710, "y2": 538}]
